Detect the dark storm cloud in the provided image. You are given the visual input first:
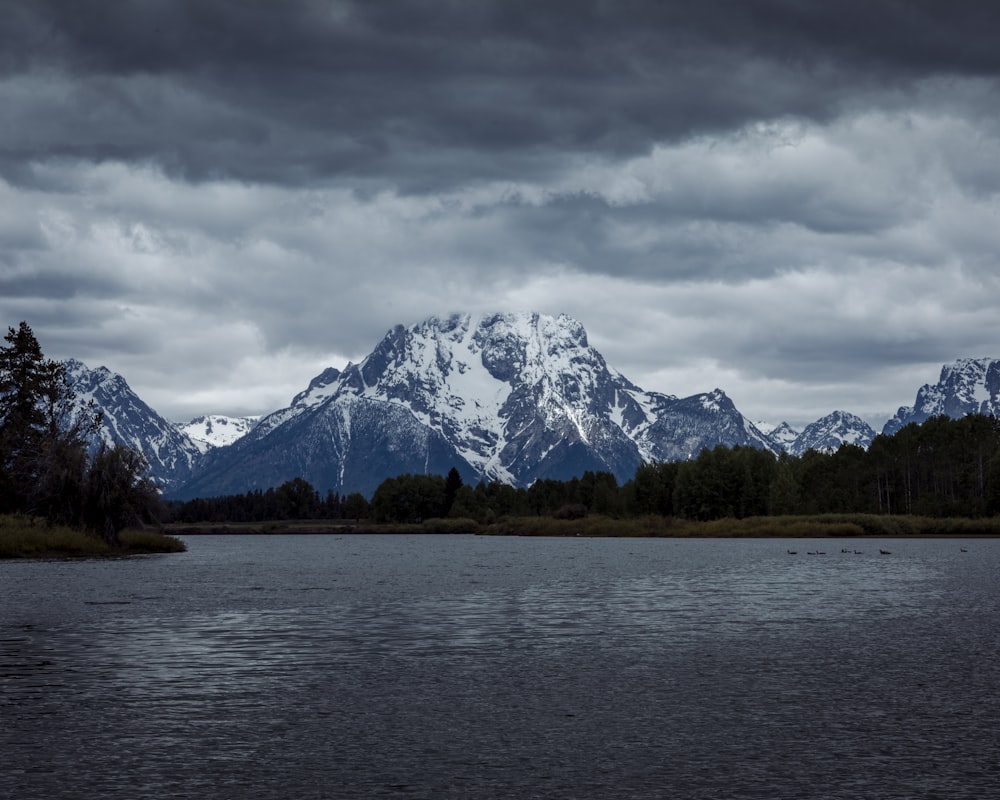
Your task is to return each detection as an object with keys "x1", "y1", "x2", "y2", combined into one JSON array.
[
  {"x1": 5, "y1": 0, "x2": 1000, "y2": 190},
  {"x1": 499, "y1": 188, "x2": 909, "y2": 283},
  {"x1": 4, "y1": 0, "x2": 1000, "y2": 427},
  {"x1": 0, "y1": 267, "x2": 123, "y2": 299}
]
